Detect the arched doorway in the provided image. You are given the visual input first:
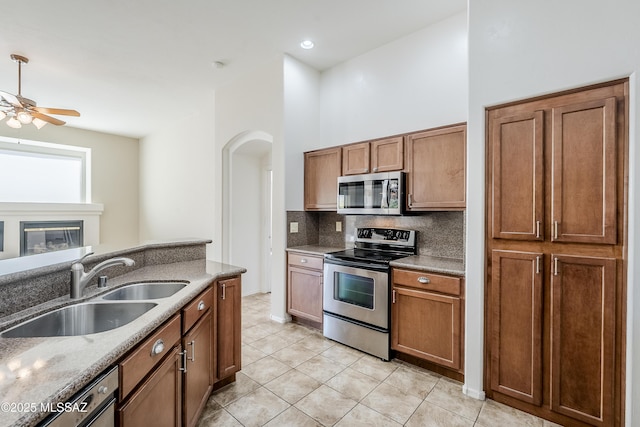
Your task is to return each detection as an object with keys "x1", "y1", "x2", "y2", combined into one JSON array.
[{"x1": 222, "y1": 131, "x2": 273, "y2": 295}]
